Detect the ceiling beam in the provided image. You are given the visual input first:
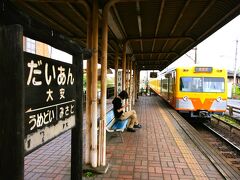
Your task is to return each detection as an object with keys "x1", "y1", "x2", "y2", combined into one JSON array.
[
  {"x1": 161, "y1": 0, "x2": 191, "y2": 56},
  {"x1": 181, "y1": 1, "x2": 240, "y2": 64},
  {"x1": 136, "y1": 59, "x2": 169, "y2": 63},
  {"x1": 66, "y1": 3, "x2": 87, "y2": 24},
  {"x1": 23, "y1": 0, "x2": 87, "y2": 2},
  {"x1": 197, "y1": 3, "x2": 240, "y2": 42},
  {"x1": 43, "y1": 3, "x2": 85, "y2": 36},
  {"x1": 133, "y1": 52, "x2": 178, "y2": 56},
  {"x1": 127, "y1": 36, "x2": 194, "y2": 42},
  {"x1": 151, "y1": 0, "x2": 165, "y2": 58},
  {"x1": 14, "y1": 1, "x2": 73, "y2": 36},
  {"x1": 186, "y1": 0, "x2": 216, "y2": 33}
]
